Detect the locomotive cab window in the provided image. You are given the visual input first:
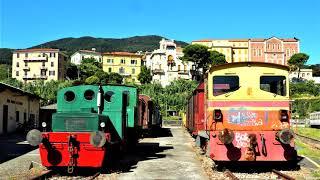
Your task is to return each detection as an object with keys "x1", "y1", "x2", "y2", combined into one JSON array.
[
  {"x1": 64, "y1": 91, "x2": 75, "y2": 102},
  {"x1": 260, "y1": 76, "x2": 286, "y2": 96},
  {"x1": 213, "y1": 76, "x2": 239, "y2": 96},
  {"x1": 104, "y1": 91, "x2": 114, "y2": 102},
  {"x1": 84, "y1": 90, "x2": 95, "y2": 100}
]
